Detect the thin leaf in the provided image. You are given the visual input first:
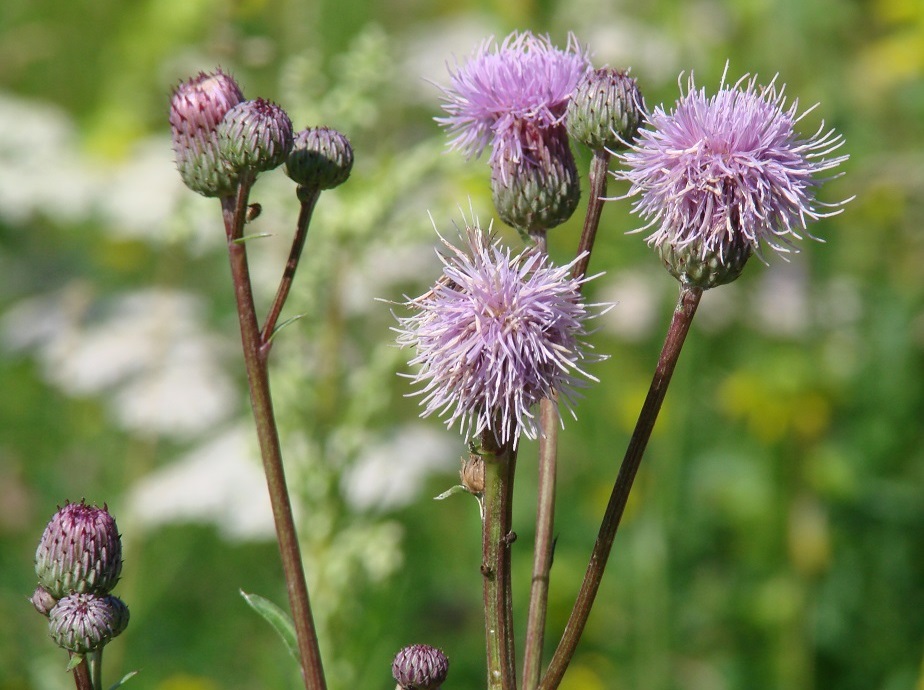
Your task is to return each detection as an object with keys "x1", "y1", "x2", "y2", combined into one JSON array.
[
  {"x1": 268, "y1": 314, "x2": 306, "y2": 343},
  {"x1": 240, "y1": 590, "x2": 299, "y2": 661},
  {"x1": 108, "y1": 671, "x2": 139, "y2": 690},
  {"x1": 434, "y1": 484, "x2": 467, "y2": 500},
  {"x1": 231, "y1": 232, "x2": 273, "y2": 245}
]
